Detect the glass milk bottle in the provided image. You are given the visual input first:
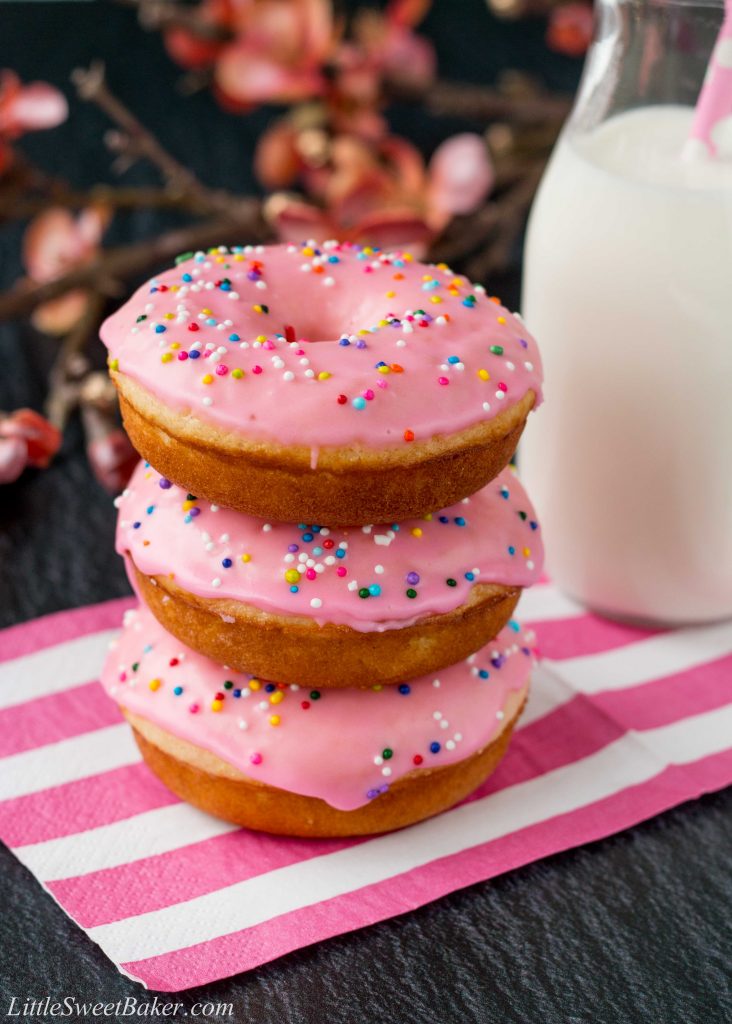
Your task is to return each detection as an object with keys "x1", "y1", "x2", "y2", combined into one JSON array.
[{"x1": 521, "y1": 0, "x2": 732, "y2": 625}]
